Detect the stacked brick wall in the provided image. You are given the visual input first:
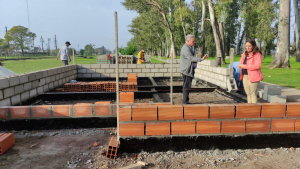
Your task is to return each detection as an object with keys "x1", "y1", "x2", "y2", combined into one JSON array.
[
  {"x1": 0, "y1": 65, "x2": 77, "y2": 106},
  {"x1": 118, "y1": 103, "x2": 300, "y2": 137}
]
